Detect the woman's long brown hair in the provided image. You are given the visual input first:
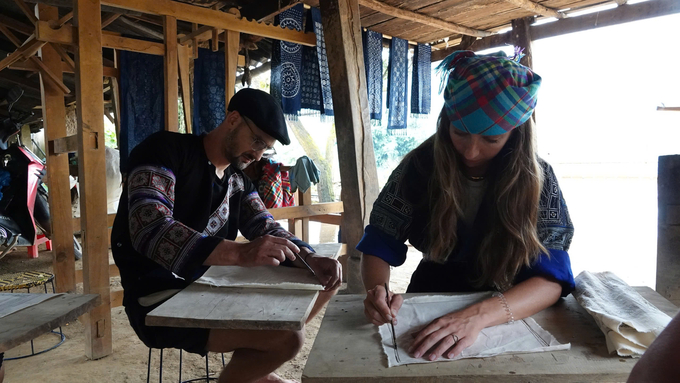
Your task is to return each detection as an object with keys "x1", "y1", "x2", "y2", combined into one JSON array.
[{"x1": 406, "y1": 108, "x2": 548, "y2": 291}]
